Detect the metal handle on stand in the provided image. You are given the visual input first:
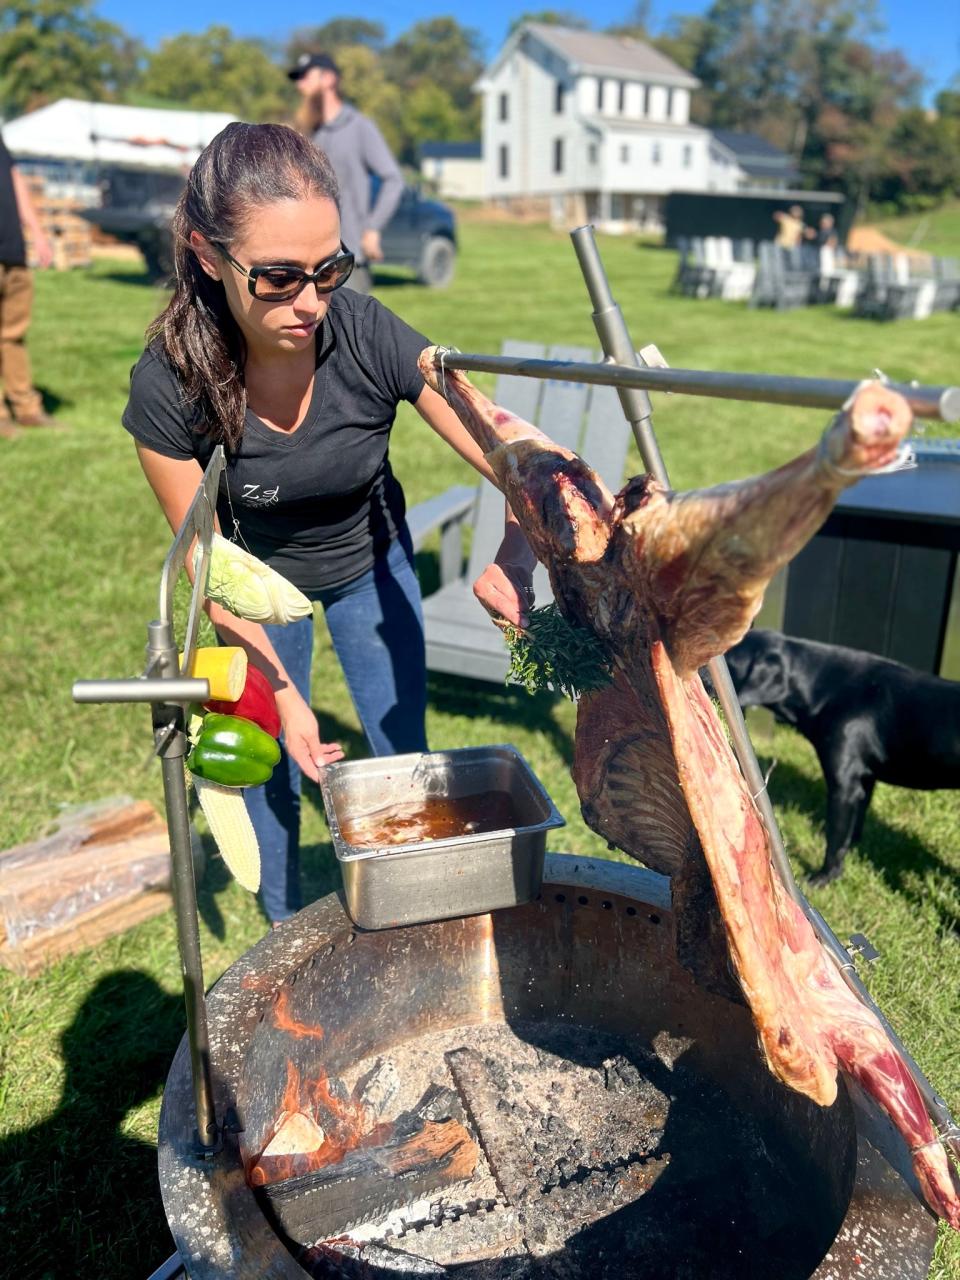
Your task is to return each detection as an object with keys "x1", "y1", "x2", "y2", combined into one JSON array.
[
  {"x1": 568, "y1": 224, "x2": 960, "y2": 1164},
  {"x1": 71, "y1": 446, "x2": 226, "y2": 1156}
]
